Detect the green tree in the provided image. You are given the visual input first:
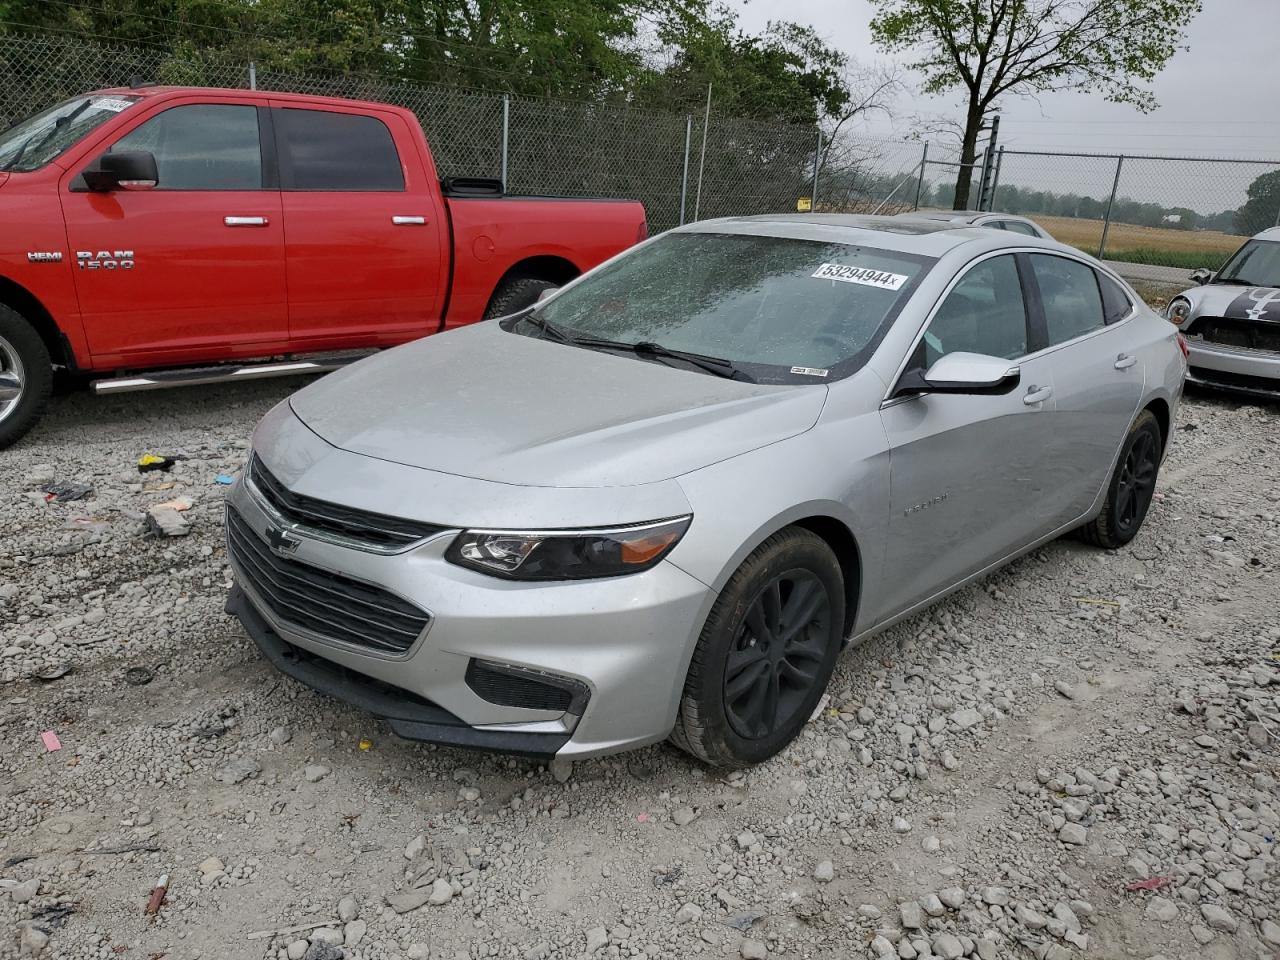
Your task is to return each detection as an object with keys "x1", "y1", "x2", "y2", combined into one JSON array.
[
  {"x1": 1235, "y1": 170, "x2": 1280, "y2": 236},
  {"x1": 869, "y1": 0, "x2": 1201, "y2": 210}
]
